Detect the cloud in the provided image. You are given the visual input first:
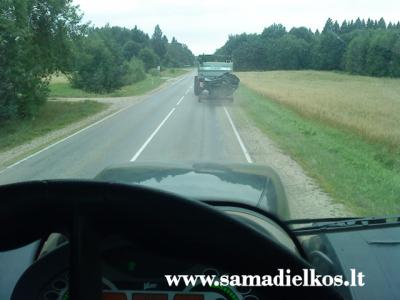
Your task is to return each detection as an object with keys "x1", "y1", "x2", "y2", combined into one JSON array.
[{"x1": 73, "y1": 0, "x2": 400, "y2": 54}]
